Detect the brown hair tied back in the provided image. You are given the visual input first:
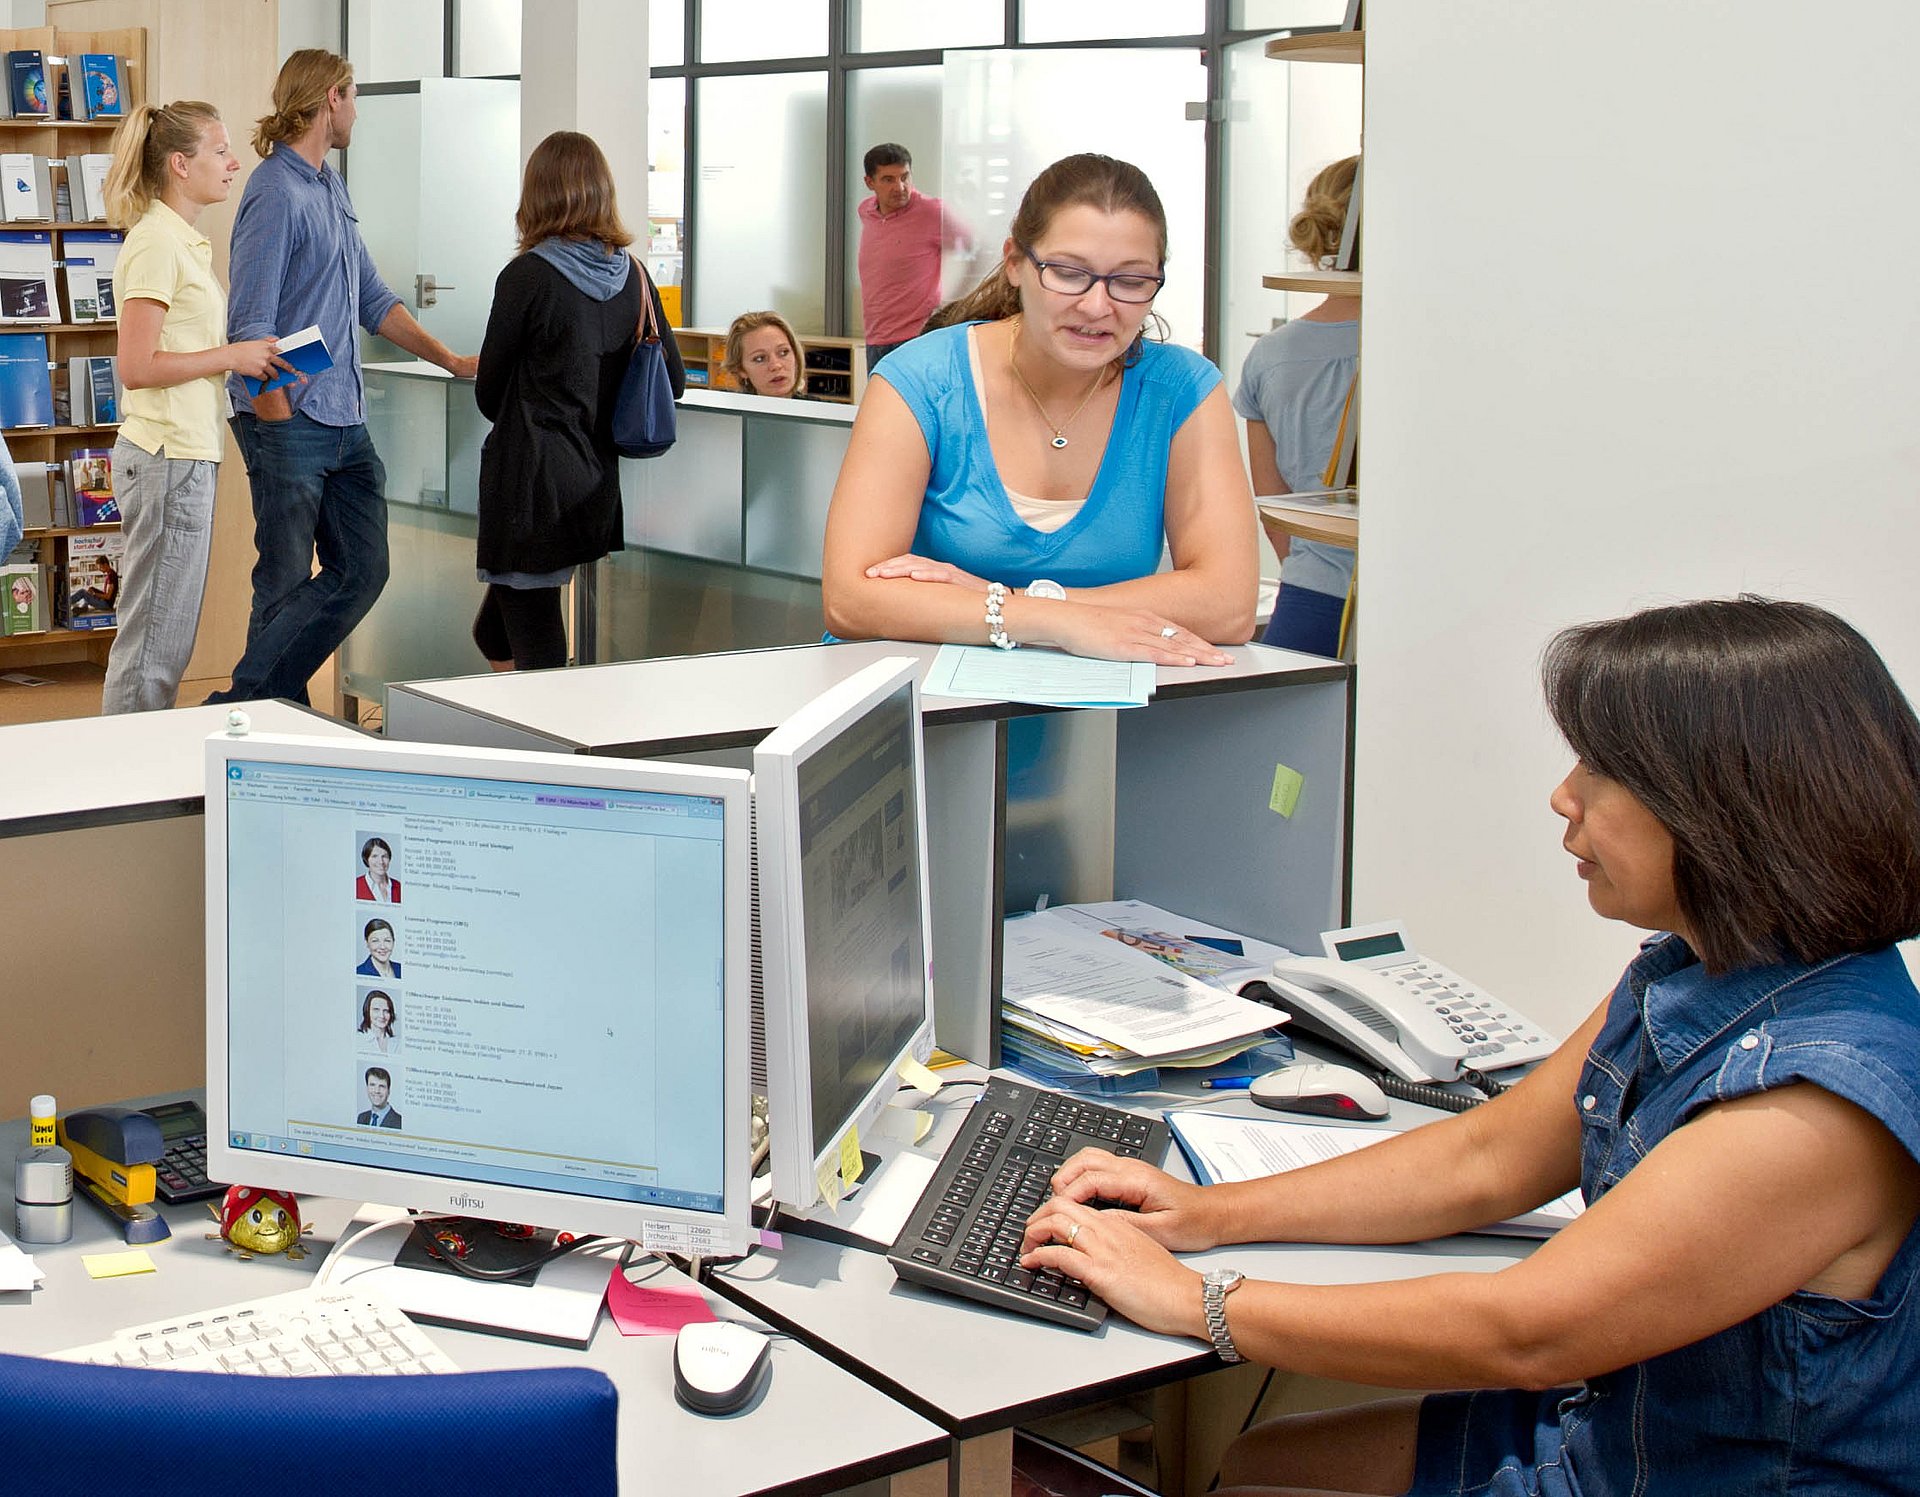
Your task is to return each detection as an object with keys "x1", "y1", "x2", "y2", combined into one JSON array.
[
  {"x1": 102, "y1": 101, "x2": 223, "y2": 230},
  {"x1": 1289, "y1": 155, "x2": 1359, "y2": 267},
  {"x1": 253, "y1": 48, "x2": 353, "y2": 158}
]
